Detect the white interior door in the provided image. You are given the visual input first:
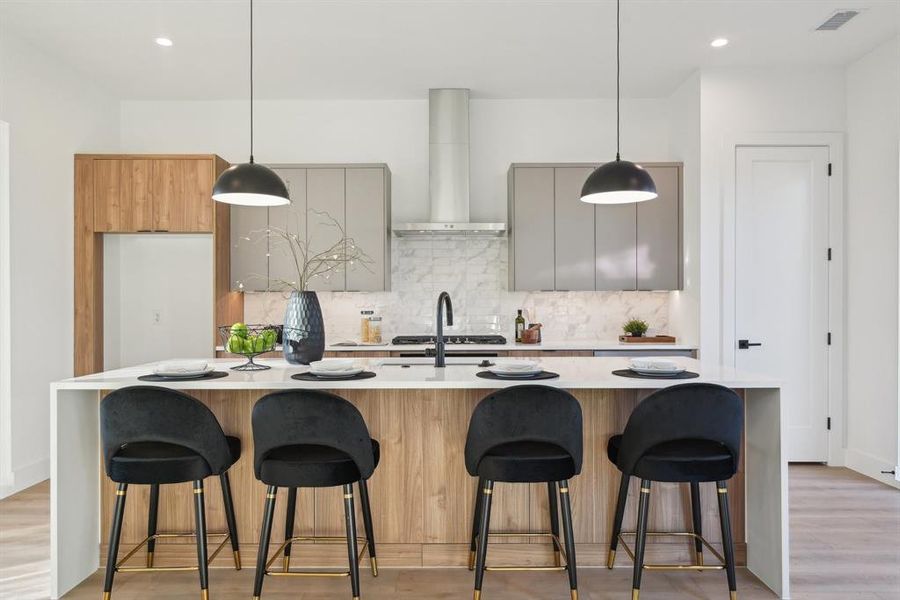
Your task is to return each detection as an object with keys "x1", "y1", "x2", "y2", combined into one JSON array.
[{"x1": 735, "y1": 146, "x2": 829, "y2": 462}]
